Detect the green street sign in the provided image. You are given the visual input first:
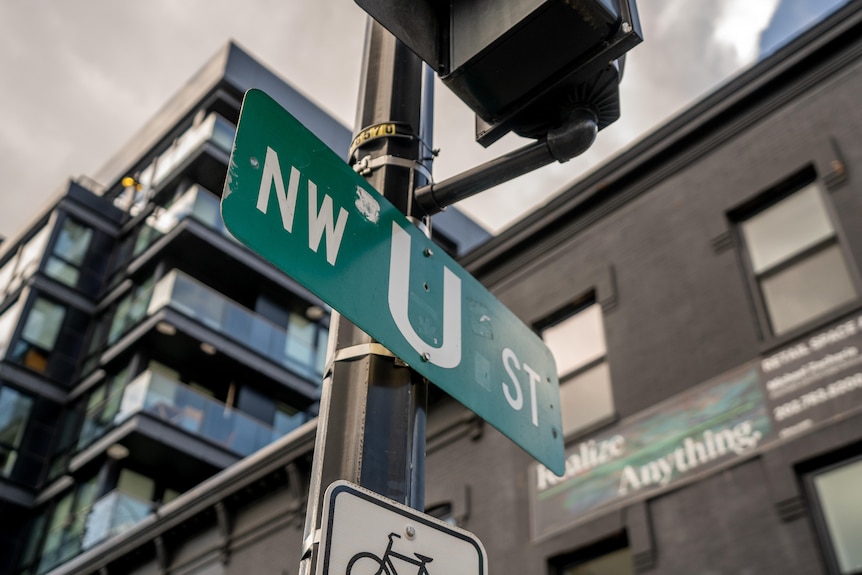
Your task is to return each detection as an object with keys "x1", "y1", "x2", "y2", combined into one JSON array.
[{"x1": 221, "y1": 89, "x2": 564, "y2": 475}]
